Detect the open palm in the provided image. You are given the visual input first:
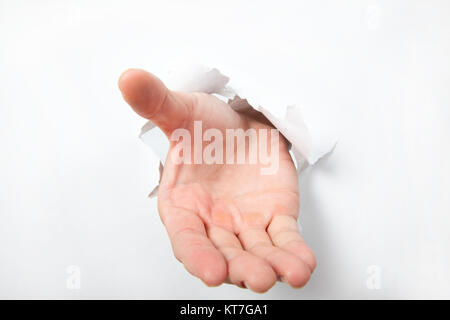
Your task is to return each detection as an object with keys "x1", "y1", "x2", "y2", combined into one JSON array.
[{"x1": 119, "y1": 69, "x2": 316, "y2": 292}]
